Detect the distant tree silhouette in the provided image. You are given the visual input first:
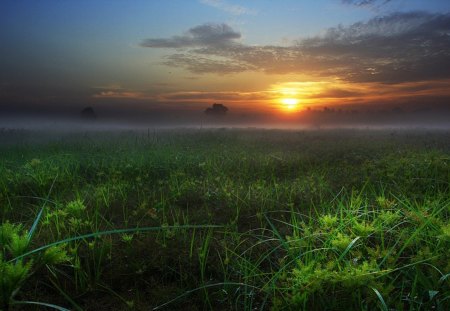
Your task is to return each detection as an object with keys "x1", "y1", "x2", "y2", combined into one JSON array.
[
  {"x1": 81, "y1": 107, "x2": 97, "y2": 120},
  {"x1": 205, "y1": 103, "x2": 228, "y2": 116}
]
